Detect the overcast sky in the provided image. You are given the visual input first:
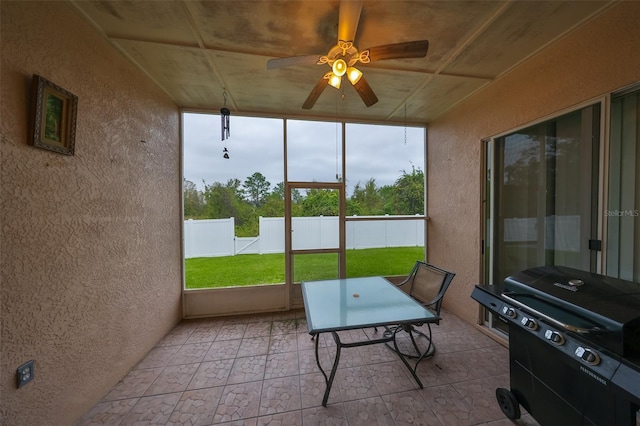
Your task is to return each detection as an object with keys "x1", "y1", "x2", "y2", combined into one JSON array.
[{"x1": 183, "y1": 112, "x2": 425, "y2": 196}]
